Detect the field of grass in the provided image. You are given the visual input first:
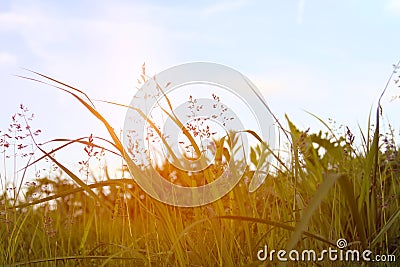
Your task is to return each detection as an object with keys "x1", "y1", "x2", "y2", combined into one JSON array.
[{"x1": 1, "y1": 67, "x2": 399, "y2": 266}]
